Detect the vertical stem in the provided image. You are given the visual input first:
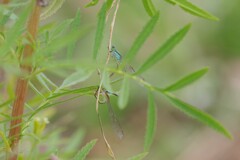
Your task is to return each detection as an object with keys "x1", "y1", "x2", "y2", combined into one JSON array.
[
  {"x1": 8, "y1": 1, "x2": 42, "y2": 159},
  {"x1": 1, "y1": 0, "x2": 10, "y2": 4}
]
